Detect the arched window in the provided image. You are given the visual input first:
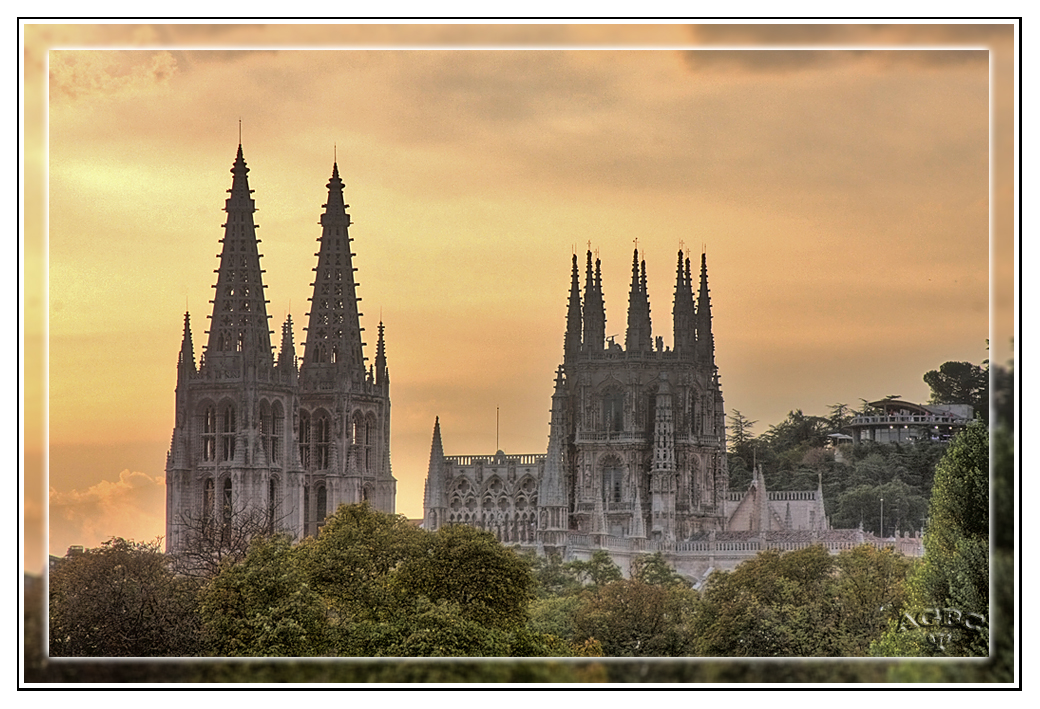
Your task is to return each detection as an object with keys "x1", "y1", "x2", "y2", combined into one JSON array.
[
  {"x1": 221, "y1": 478, "x2": 233, "y2": 542},
  {"x1": 603, "y1": 390, "x2": 624, "y2": 432},
  {"x1": 220, "y1": 404, "x2": 236, "y2": 461},
  {"x1": 203, "y1": 478, "x2": 215, "y2": 535},
  {"x1": 201, "y1": 406, "x2": 216, "y2": 461},
  {"x1": 259, "y1": 401, "x2": 272, "y2": 461},
  {"x1": 602, "y1": 462, "x2": 624, "y2": 509},
  {"x1": 299, "y1": 411, "x2": 311, "y2": 469},
  {"x1": 316, "y1": 415, "x2": 330, "y2": 470},
  {"x1": 316, "y1": 484, "x2": 328, "y2": 530},
  {"x1": 364, "y1": 415, "x2": 375, "y2": 472},
  {"x1": 267, "y1": 477, "x2": 277, "y2": 534},
  {"x1": 271, "y1": 402, "x2": 284, "y2": 465}
]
